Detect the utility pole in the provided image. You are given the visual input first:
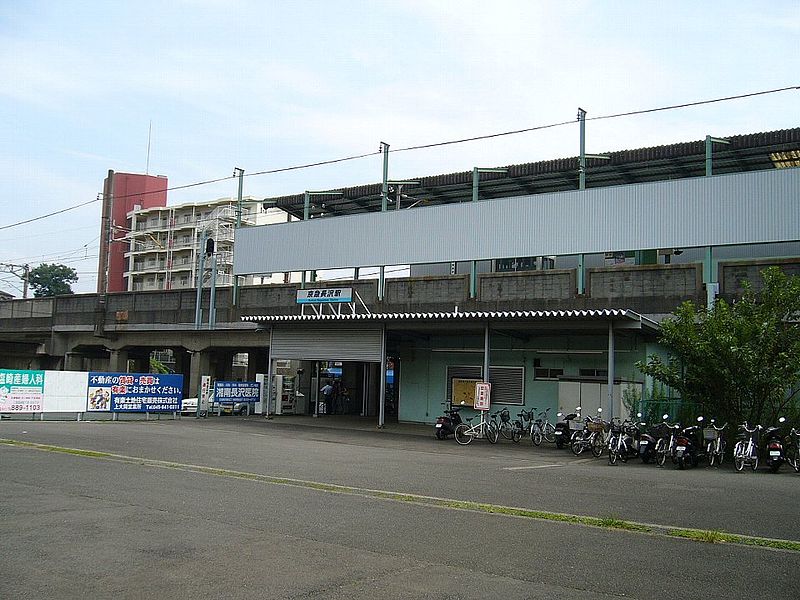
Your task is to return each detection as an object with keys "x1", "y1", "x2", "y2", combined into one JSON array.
[
  {"x1": 232, "y1": 167, "x2": 244, "y2": 306},
  {"x1": 0, "y1": 262, "x2": 30, "y2": 298},
  {"x1": 97, "y1": 170, "x2": 114, "y2": 295}
]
